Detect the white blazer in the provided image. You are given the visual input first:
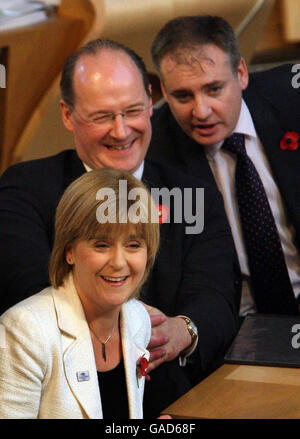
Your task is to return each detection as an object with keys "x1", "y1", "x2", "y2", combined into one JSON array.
[{"x1": 0, "y1": 274, "x2": 151, "y2": 419}]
